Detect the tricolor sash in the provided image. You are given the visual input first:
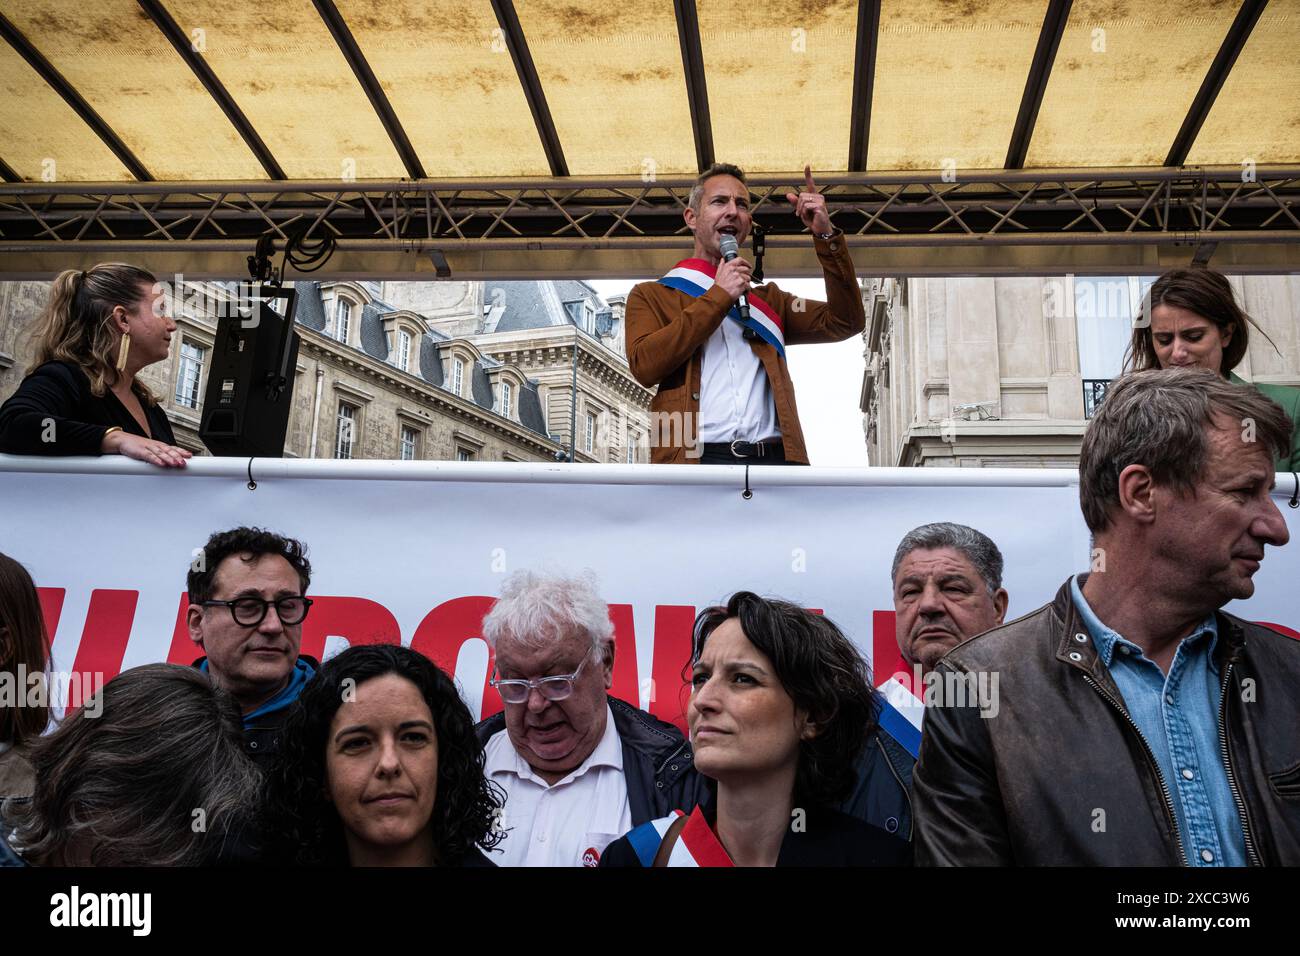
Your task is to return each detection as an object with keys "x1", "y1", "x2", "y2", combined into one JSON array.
[
  {"x1": 658, "y1": 258, "x2": 786, "y2": 358},
  {"x1": 875, "y1": 676, "x2": 925, "y2": 760},
  {"x1": 626, "y1": 806, "x2": 735, "y2": 867}
]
